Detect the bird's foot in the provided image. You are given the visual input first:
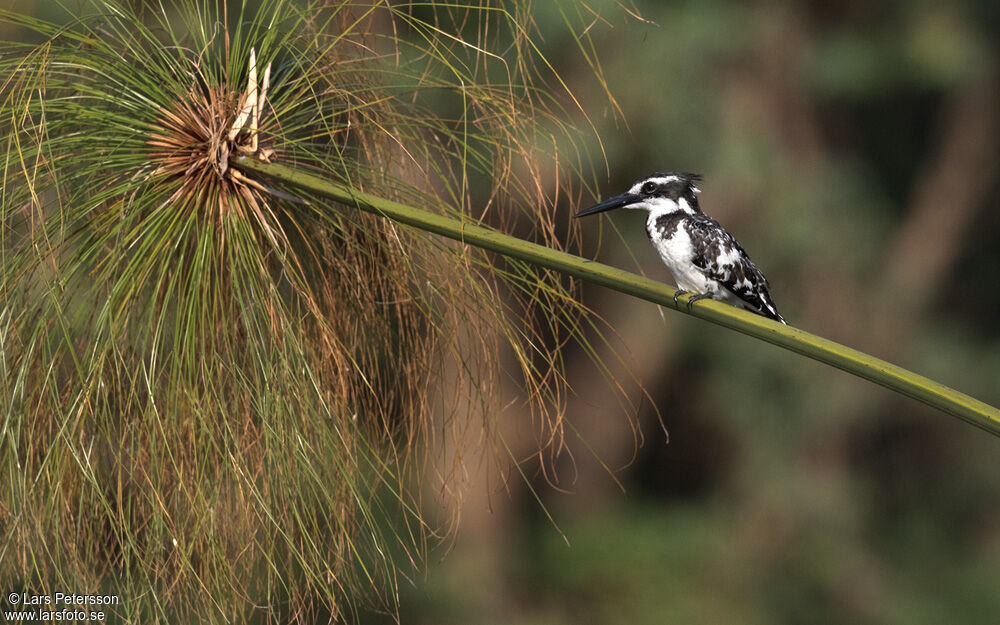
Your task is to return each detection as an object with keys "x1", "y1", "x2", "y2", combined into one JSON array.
[
  {"x1": 686, "y1": 292, "x2": 712, "y2": 313},
  {"x1": 672, "y1": 289, "x2": 689, "y2": 307}
]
